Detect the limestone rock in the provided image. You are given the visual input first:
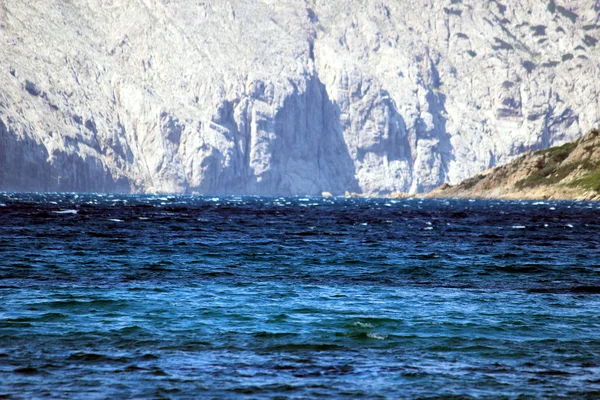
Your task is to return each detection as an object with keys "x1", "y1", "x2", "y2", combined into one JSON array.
[{"x1": 0, "y1": 0, "x2": 599, "y2": 194}]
